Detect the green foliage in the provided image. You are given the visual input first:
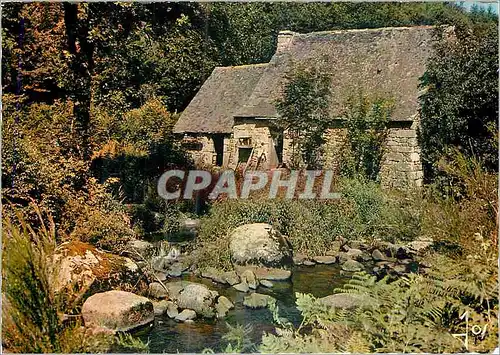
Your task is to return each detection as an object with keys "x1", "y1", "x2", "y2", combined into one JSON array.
[
  {"x1": 262, "y1": 265, "x2": 497, "y2": 354},
  {"x1": 91, "y1": 98, "x2": 192, "y2": 204},
  {"x1": 3, "y1": 208, "x2": 62, "y2": 352},
  {"x1": 194, "y1": 177, "x2": 421, "y2": 269},
  {"x1": 340, "y1": 94, "x2": 393, "y2": 181},
  {"x1": 257, "y1": 151, "x2": 498, "y2": 353},
  {"x1": 206, "y1": 2, "x2": 478, "y2": 66},
  {"x1": 221, "y1": 323, "x2": 256, "y2": 353},
  {"x1": 260, "y1": 293, "x2": 369, "y2": 353},
  {"x1": 112, "y1": 333, "x2": 149, "y2": 353},
  {"x1": 1, "y1": 98, "x2": 136, "y2": 252},
  {"x1": 276, "y1": 65, "x2": 332, "y2": 168},
  {"x1": 419, "y1": 21, "x2": 498, "y2": 182},
  {"x1": 422, "y1": 150, "x2": 497, "y2": 253},
  {"x1": 2, "y1": 207, "x2": 117, "y2": 353},
  {"x1": 2, "y1": 95, "x2": 192, "y2": 248}
]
